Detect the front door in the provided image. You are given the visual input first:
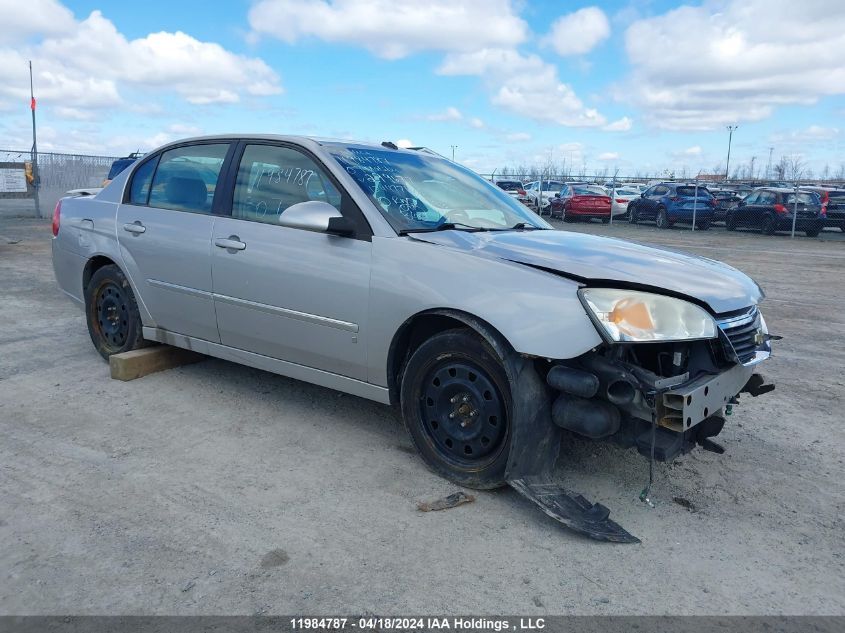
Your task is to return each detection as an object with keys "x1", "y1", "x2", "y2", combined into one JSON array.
[
  {"x1": 116, "y1": 142, "x2": 231, "y2": 342},
  {"x1": 210, "y1": 143, "x2": 372, "y2": 381}
]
